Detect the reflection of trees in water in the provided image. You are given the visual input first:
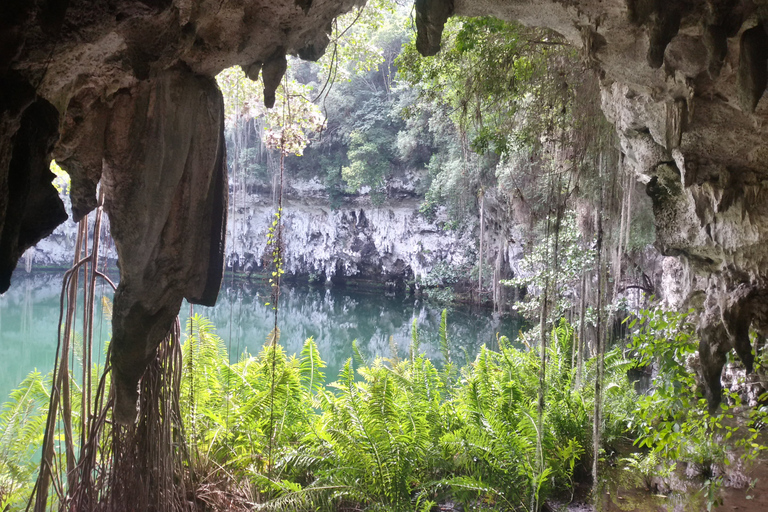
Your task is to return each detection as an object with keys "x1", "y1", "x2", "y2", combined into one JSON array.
[
  {"x1": 0, "y1": 272, "x2": 96, "y2": 401},
  {"x1": 189, "y1": 282, "x2": 523, "y2": 380},
  {"x1": 0, "y1": 273, "x2": 522, "y2": 398}
]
